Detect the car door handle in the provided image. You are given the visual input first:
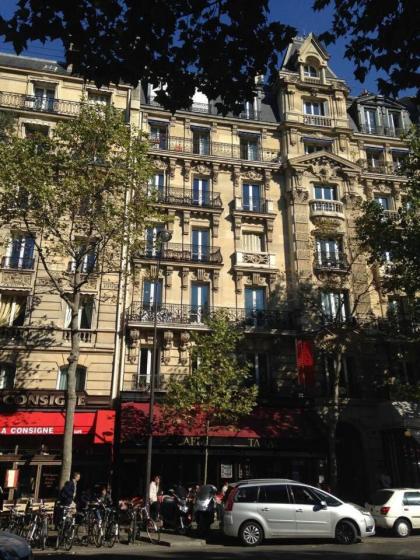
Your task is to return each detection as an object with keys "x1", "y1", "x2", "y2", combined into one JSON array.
[
  {"x1": 296, "y1": 509, "x2": 303, "y2": 512},
  {"x1": 260, "y1": 507, "x2": 270, "y2": 511}
]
